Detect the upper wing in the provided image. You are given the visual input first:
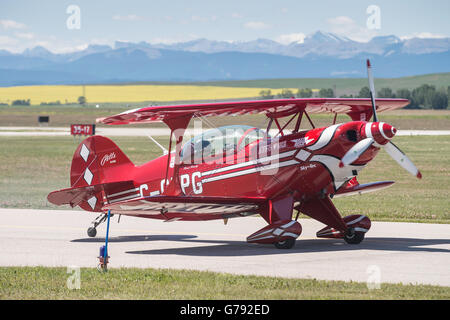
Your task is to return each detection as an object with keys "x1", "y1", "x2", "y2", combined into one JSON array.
[
  {"x1": 102, "y1": 195, "x2": 267, "y2": 221},
  {"x1": 97, "y1": 98, "x2": 409, "y2": 125}
]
